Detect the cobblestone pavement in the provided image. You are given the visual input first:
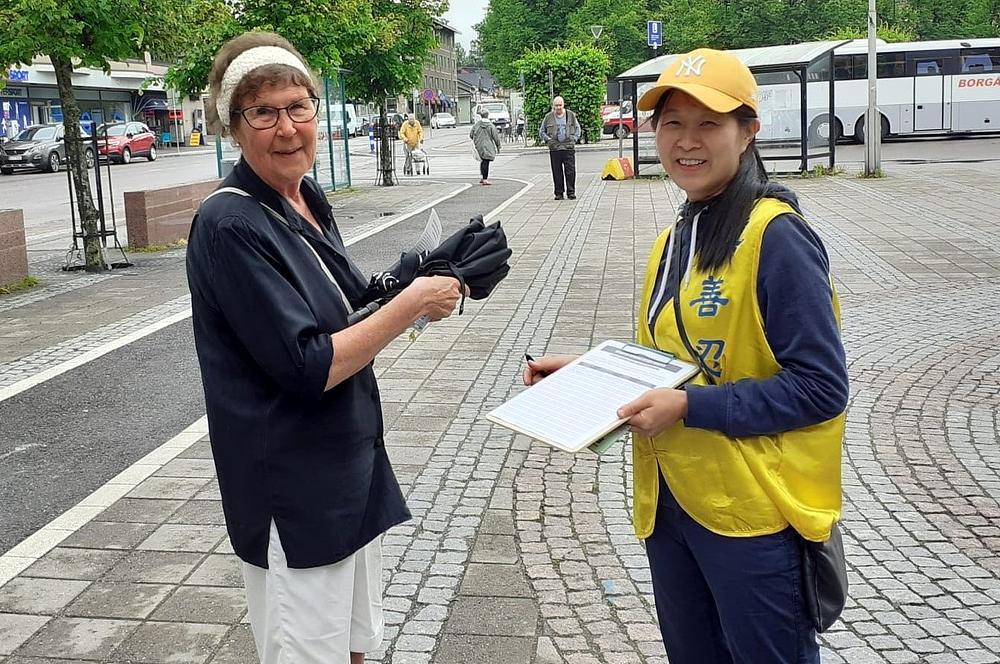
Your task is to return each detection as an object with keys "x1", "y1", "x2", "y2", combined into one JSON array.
[{"x1": 0, "y1": 159, "x2": 999, "y2": 663}]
